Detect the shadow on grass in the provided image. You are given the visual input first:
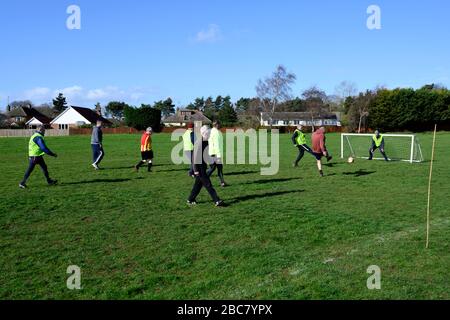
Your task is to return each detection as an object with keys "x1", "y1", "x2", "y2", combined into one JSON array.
[
  {"x1": 157, "y1": 167, "x2": 191, "y2": 173},
  {"x1": 108, "y1": 164, "x2": 164, "y2": 170},
  {"x1": 62, "y1": 177, "x2": 143, "y2": 185},
  {"x1": 227, "y1": 190, "x2": 303, "y2": 205},
  {"x1": 323, "y1": 162, "x2": 343, "y2": 168},
  {"x1": 225, "y1": 170, "x2": 259, "y2": 176},
  {"x1": 343, "y1": 169, "x2": 376, "y2": 177},
  {"x1": 245, "y1": 177, "x2": 300, "y2": 185}
]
